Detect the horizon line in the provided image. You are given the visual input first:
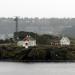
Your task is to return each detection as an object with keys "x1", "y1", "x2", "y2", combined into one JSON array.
[{"x1": 0, "y1": 16, "x2": 75, "y2": 19}]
